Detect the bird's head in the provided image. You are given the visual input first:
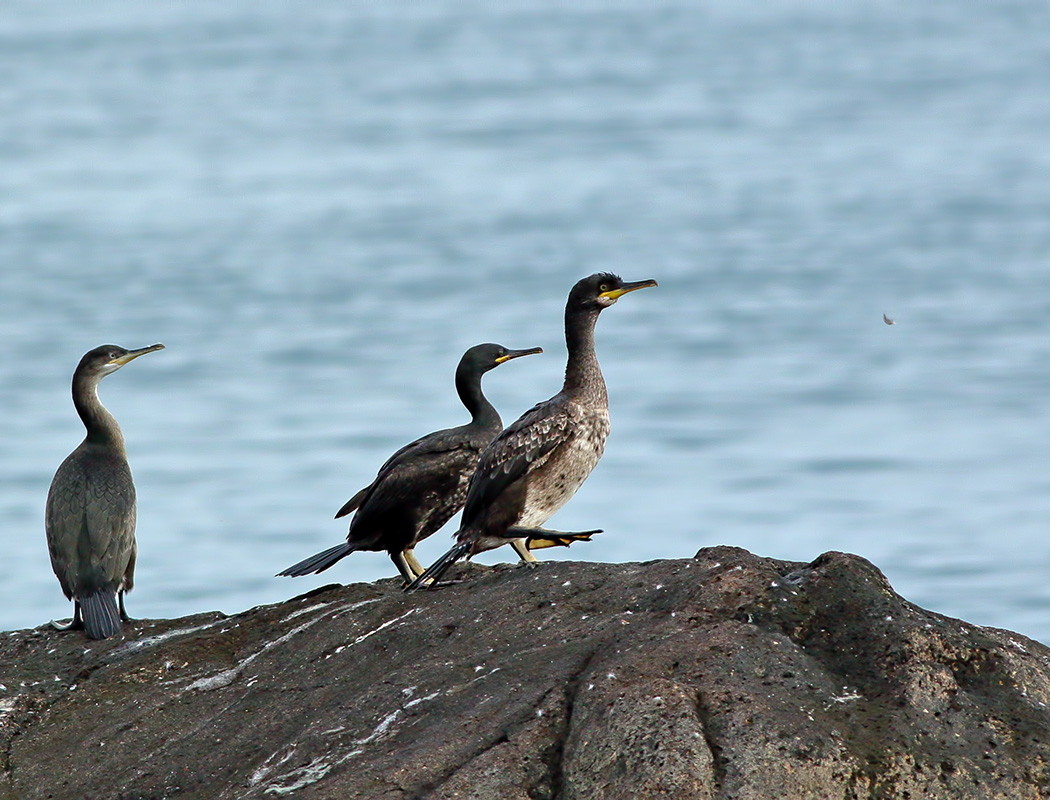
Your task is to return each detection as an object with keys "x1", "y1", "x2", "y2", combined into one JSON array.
[
  {"x1": 567, "y1": 272, "x2": 658, "y2": 313},
  {"x1": 460, "y1": 342, "x2": 543, "y2": 377},
  {"x1": 77, "y1": 343, "x2": 166, "y2": 380}
]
